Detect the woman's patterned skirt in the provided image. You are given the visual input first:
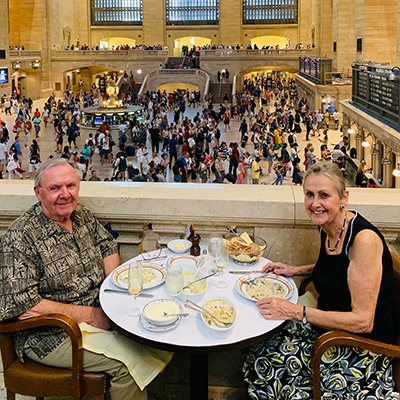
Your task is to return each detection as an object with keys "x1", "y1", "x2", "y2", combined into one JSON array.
[{"x1": 243, "y1": 321, "x2": 395, "y2": 399}]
